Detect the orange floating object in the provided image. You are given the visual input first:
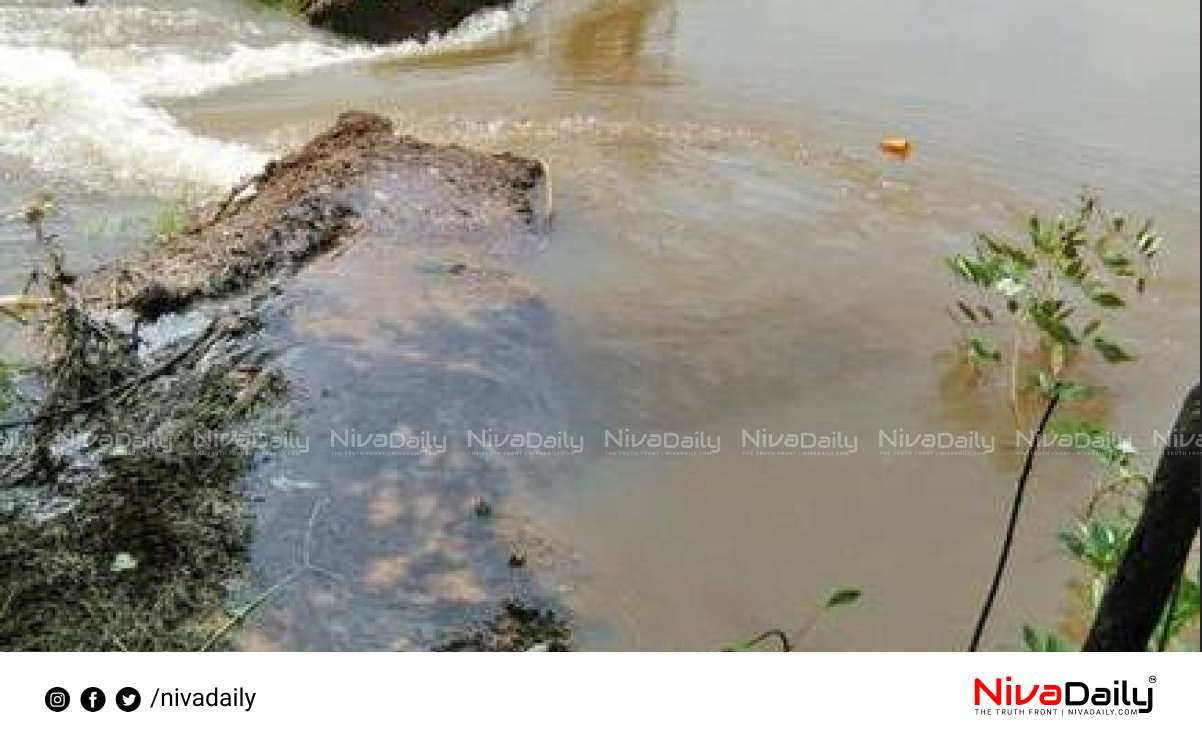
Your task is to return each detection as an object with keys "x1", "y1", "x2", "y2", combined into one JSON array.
[{"x1": 879, "y1": 137, "x2": 913, "y2": 158}]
